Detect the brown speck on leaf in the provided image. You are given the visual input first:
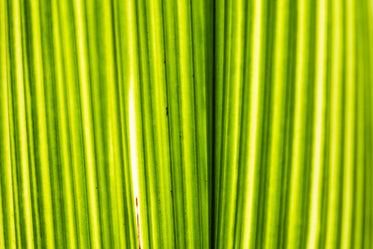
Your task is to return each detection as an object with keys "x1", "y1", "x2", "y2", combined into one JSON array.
[{"x1": 136, "y1": 196, "x2": 141, "y2": 249}]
